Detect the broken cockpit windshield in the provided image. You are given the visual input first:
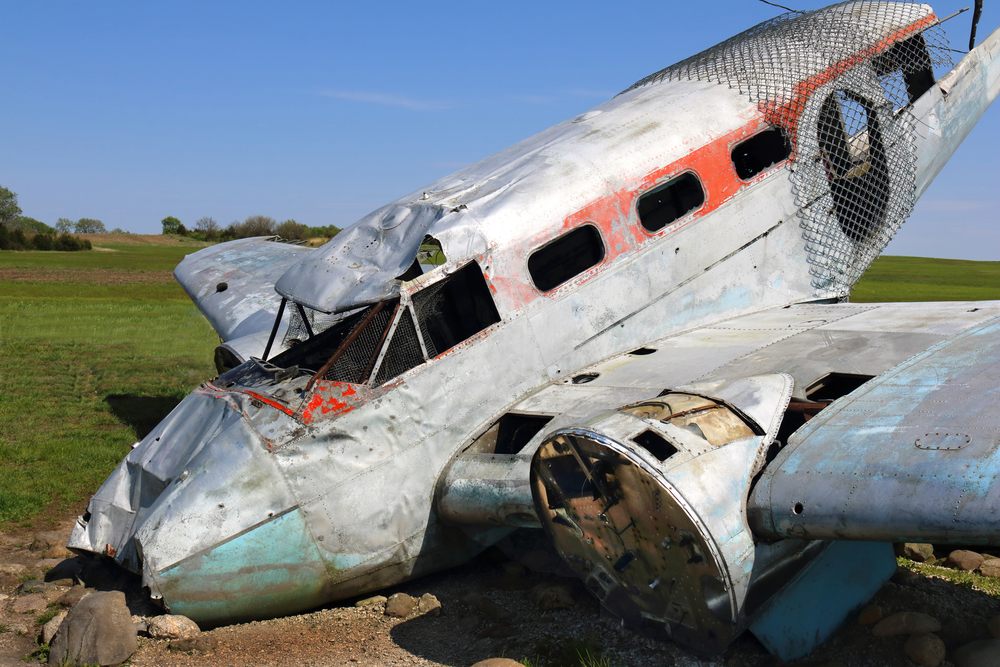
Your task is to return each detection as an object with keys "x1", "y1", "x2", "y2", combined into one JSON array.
[{"x1": 219, "y1": 261, "x2": 500, "y2": 394}]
